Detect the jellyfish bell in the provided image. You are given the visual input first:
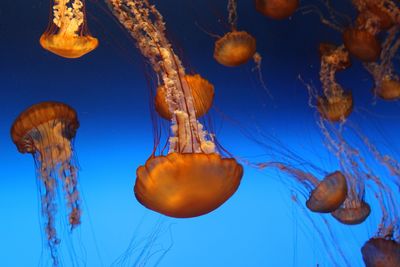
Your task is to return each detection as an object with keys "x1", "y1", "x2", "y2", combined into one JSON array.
[
  {"x1": 306, "y1": 171, "x2": 348, "y2": 213},
  {"x1": 40, "y1": 0, "x2": 98, "y2": 58},
  {"x1": 135, "y1": 153, "x2": 243, "y2": 218},
  {"x1": 317, "y1": 92, "x2": 354, "y2": 122},
  {"x1": 374, "y1": 77, "x2": 400, "y2": 101},
  {"x1": 343, "y1": 27, "x2": 382, "y2": 62},
  {"x1": 254, "y1": 0, "x2": 299, "y2": 20},
  {"x1": 361, "y1": 238, "x2": 400, "y2": 267},
  {"x1": 155, "y1": 74, "x2": 215, "y2": 119},
  {"x1": 214, "y1": 31, "x2": 257, "y2": 67},
  {"x1": 331, "y1": 200, "x2": 371, "y2": 225}
]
